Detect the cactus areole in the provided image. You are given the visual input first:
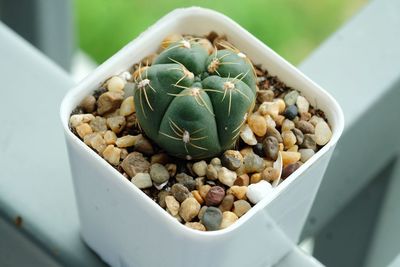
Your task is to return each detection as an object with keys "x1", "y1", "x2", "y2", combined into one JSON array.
[{"x1": 133, "y1": 38, "x2": 257, "y2": 160}]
